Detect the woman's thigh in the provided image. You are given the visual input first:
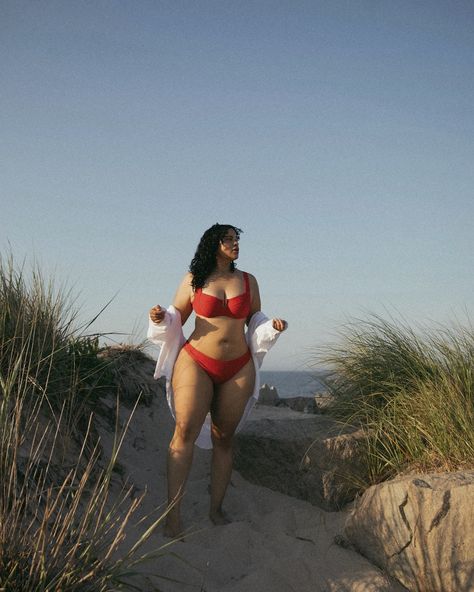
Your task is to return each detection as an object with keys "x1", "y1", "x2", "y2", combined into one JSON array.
[
  {"x1": 211, "y1": 358, "x2": 255, "y2": 437},
  {"x1": 171, "y1": 347, "x2": 214, "y2": 438}
]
